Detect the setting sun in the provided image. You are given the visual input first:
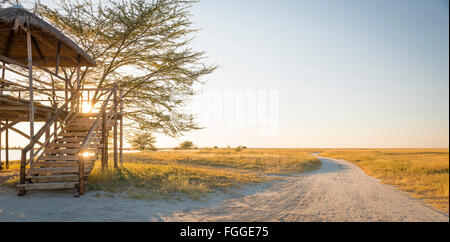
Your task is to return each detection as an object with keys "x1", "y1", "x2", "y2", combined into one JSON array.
[{"x1": 81, "y1": 102, "x2": 94, "y2": 113}]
